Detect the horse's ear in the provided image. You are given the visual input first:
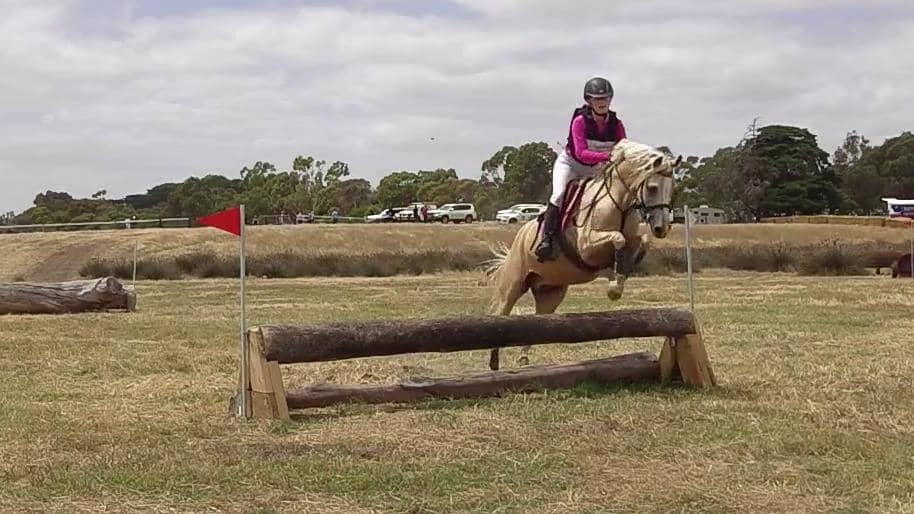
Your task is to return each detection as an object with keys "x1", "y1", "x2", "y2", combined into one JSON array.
[
  {"x1": 674, "y1": 155, "x2": 683, "y2": 167},
  {"x1": 652, "y1": 155, "x2": 664, "y2": 168}
]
